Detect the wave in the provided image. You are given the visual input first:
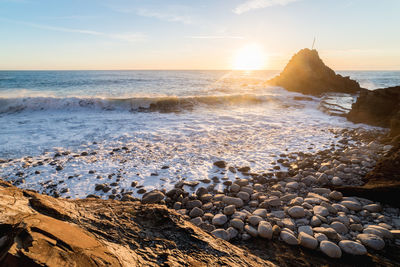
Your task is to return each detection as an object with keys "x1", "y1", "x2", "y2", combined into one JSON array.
[{"x1": 0, "y1": 90, "x2": 317, "y2": 114}]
